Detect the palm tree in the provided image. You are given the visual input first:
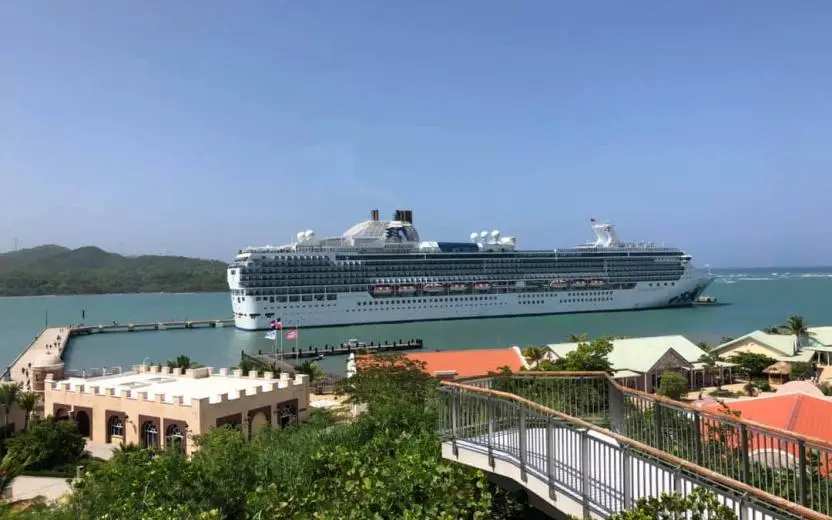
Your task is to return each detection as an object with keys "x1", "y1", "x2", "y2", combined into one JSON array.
[
  {"x1": 763, "y1": 326, "x2": 784, "y2": 335},
  {"x1": 0, "y1": 451, "x2": 35, "y2": 498},
  {"x1": 567, "y1": 333, "x2": 589, "y2": 343},
  {"x1": 697, "y1": 341, "x2": 712, "y2": 353},
  {"x1": 166, "y1": 355, "x2": 201, "y2": 370},
  {"x1": 522, "y1": 346, "x2": 547, "y2": 368},
  {"x1": 0, "y1": 382, "x2": 21, "y2": 436},
  {"x1": 698, "y1": 352, "x2": 721, "y2": 390},
  {"x1": 17, "y1": 391, "x2": 40, "y2": 431},
  {"x1": 783, "y1": 315, "x2": 813, "y2": 355},
  {"x1": 295, "y1": 361, "x2": 325, "y2": 383}
]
